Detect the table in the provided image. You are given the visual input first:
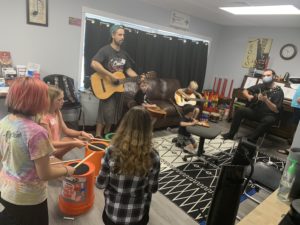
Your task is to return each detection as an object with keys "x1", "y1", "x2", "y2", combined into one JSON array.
[
  {"x1": 0, "y1": 86, "x2": 9, "y2": 97},
  {"x1": 187, "y1": 123, "x2": 221, "y2": 155},
  {"x1": 183, "y1": 123, "x2": 221, "y2": 162},
  {"x1": 238, "y1": 190, "x2": 290, "y2": 225}
]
